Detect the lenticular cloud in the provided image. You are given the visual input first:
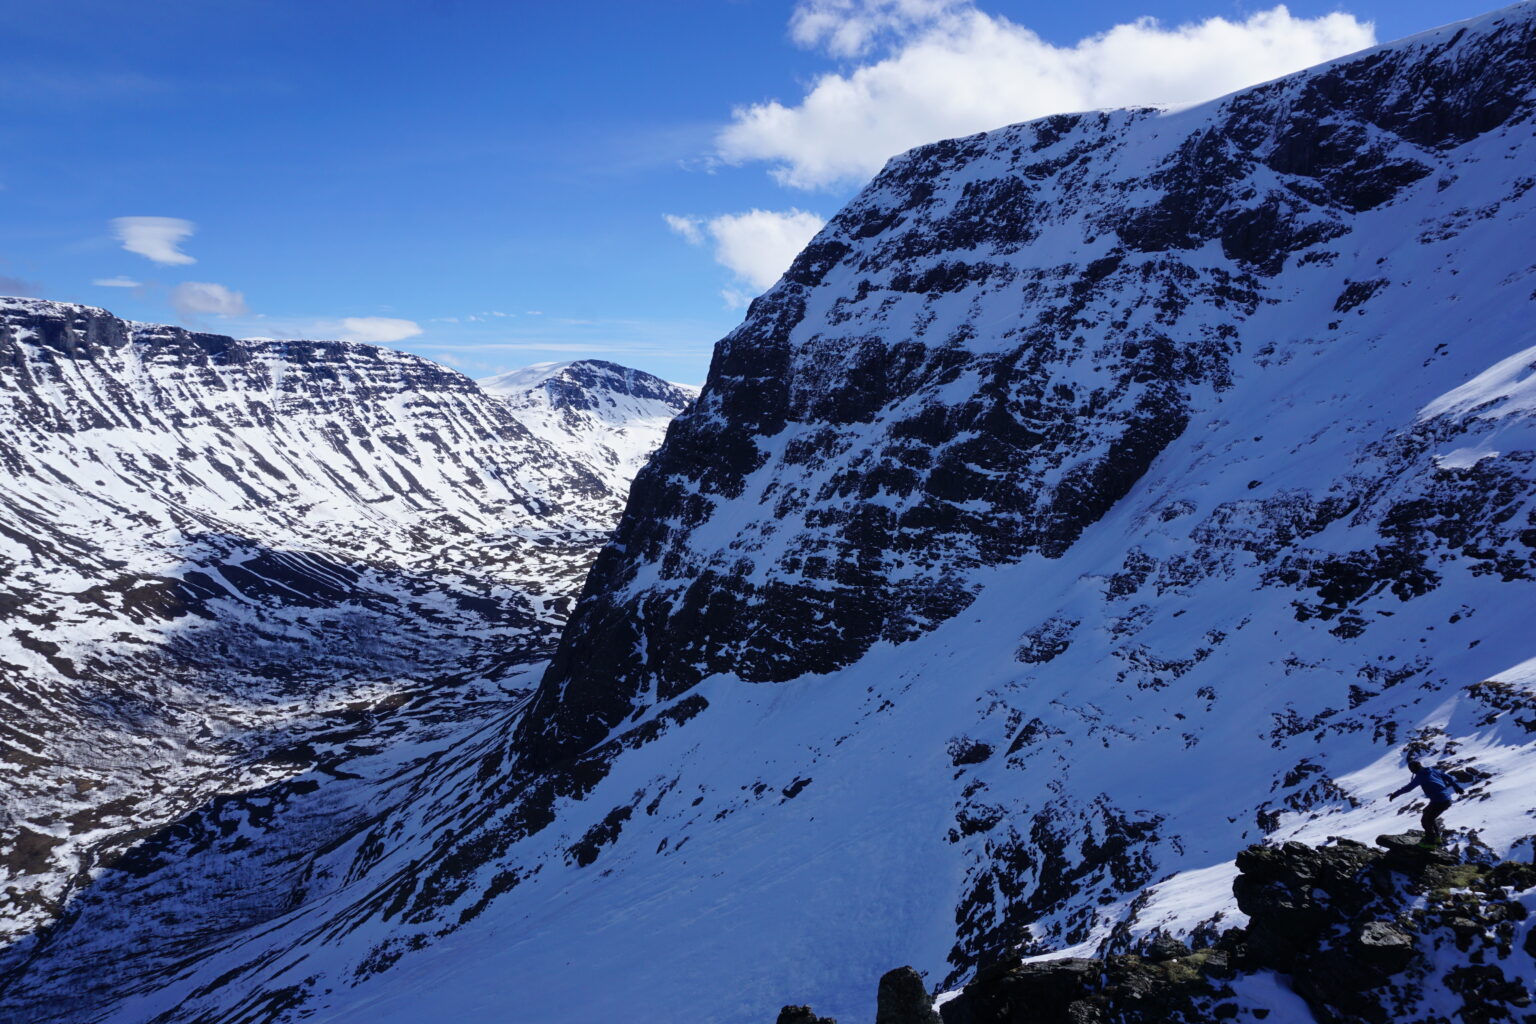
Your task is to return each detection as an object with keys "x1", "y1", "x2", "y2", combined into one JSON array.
[{"x1": 111, "y1": 216, "x2": 197, "y2": 265}]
